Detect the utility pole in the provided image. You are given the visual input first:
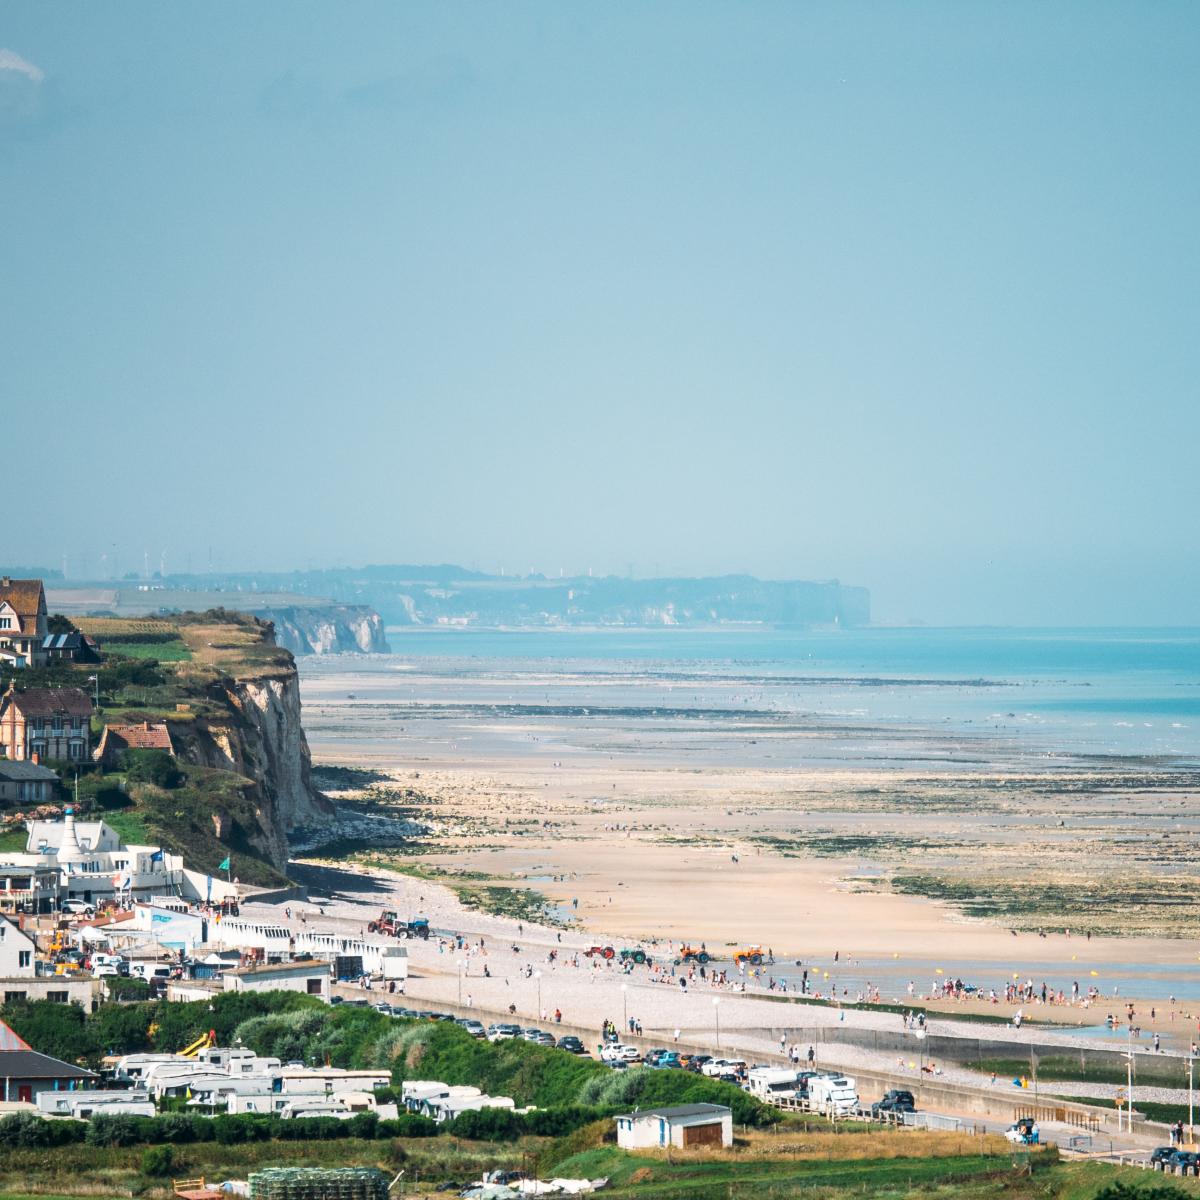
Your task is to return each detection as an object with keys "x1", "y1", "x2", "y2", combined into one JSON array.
[{"x1": 1188, "y1": 1056, "x2": 1194, "y2": 1143}]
